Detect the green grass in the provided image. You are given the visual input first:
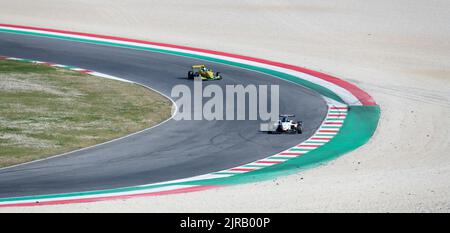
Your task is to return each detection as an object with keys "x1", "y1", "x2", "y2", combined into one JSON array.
[{"x1": 0, "y1": 60, "x2": 172, "y2": 167}]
